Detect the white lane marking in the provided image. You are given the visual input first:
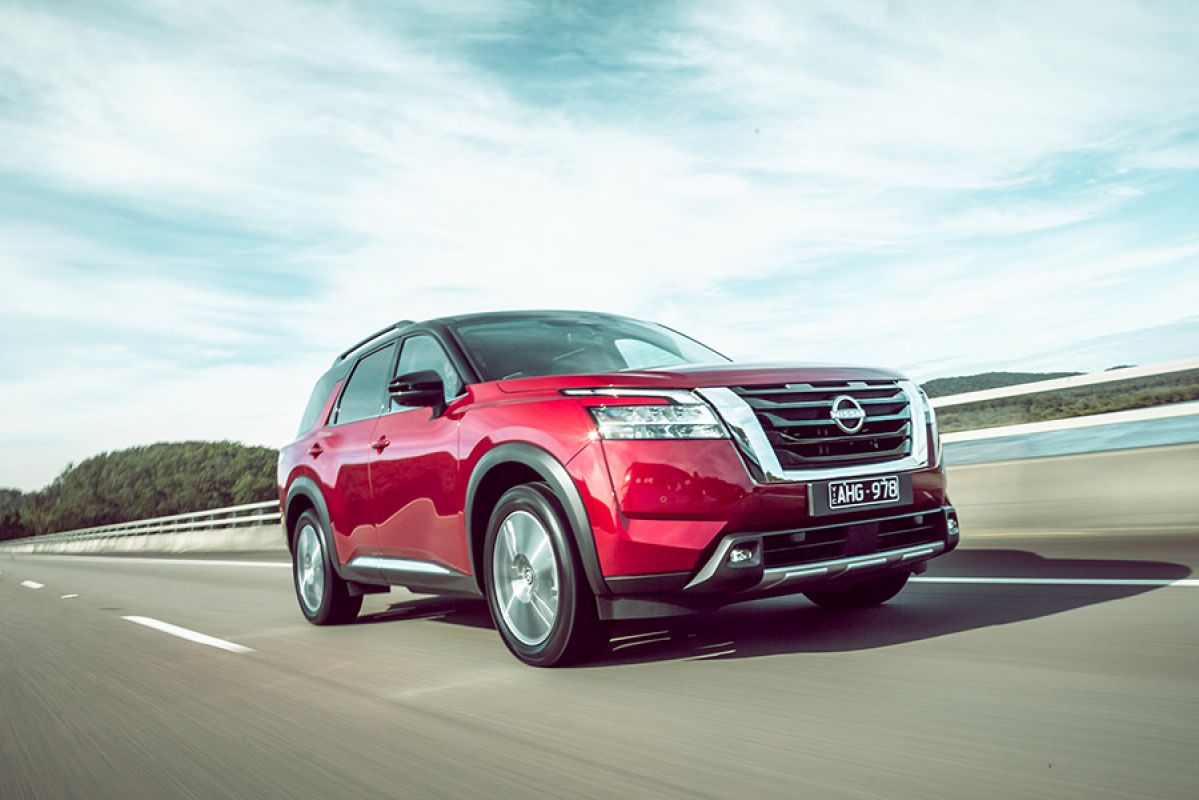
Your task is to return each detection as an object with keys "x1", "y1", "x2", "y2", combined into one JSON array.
[
  {"x1": 913, "y1": 577, "x2": 1199, "y2": 587},
  {"x1": 122, "y1": 616, "x2": 254, "y2": 654},
  {"x1": 61, "y1": 593, "x2": 79, "y2": 599},
  {"x1": 21, "y1": 580, "x2": 44, "y2": 589},
  {"x1": 16, "y1": 555, "x2": 288, "y2": 569}
]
